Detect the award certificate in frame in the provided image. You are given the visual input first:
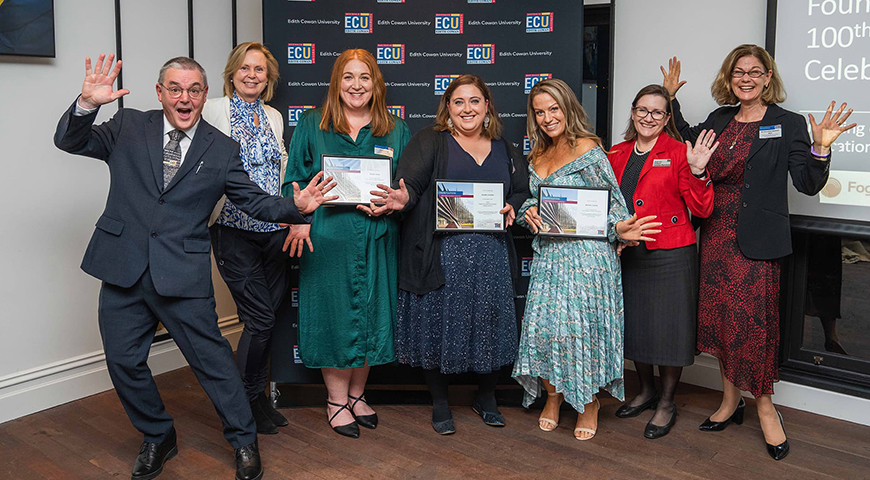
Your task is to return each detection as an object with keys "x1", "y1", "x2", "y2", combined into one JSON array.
[
  {"x1": 321, "y1": 155, "x2": 392, "y2": 205},
  {"x1": 435, "y1": 180, "x2": 505, "y2": 232},
  {"x1": 537, "y1": 185, "x2": 610, "y2": 239}
]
